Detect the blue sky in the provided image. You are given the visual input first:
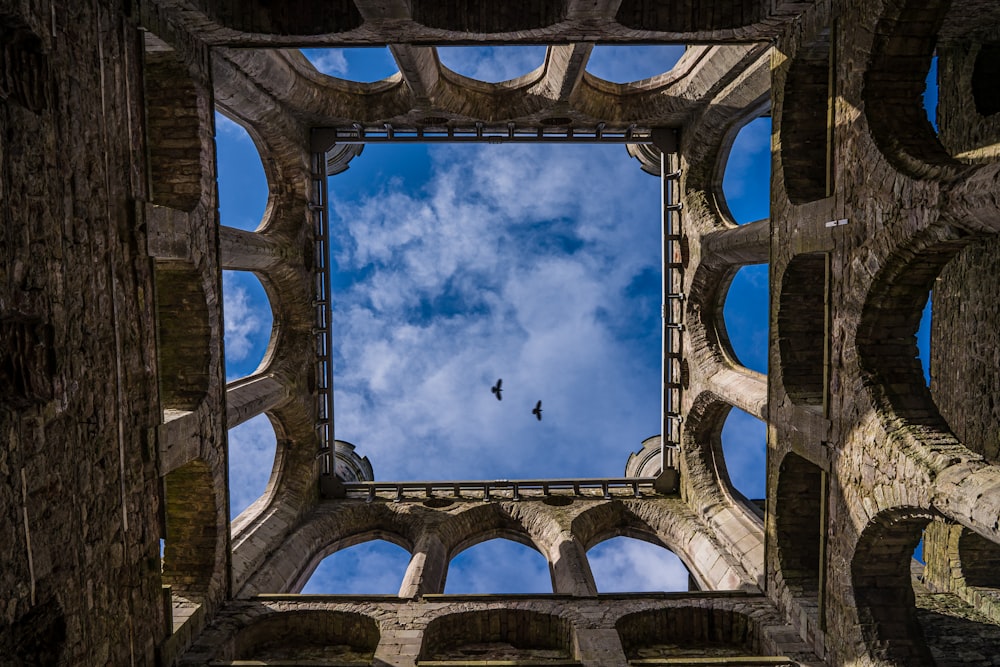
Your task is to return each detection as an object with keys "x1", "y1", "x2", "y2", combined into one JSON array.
[{"x1": 215, "y1": 47, "x2": 935, "y2": 594}]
